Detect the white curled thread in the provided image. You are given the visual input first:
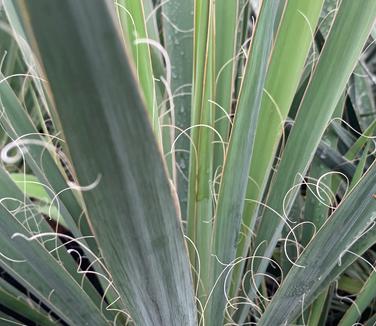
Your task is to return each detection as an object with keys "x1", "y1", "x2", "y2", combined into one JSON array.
[
  {"x1": 199, "y1": 255, "x2": 244, "y2": 326},
  {"x1": 338, "y1": 215, "x2": 376, "y2": 269},
  {"x1": 67, "y1": 249, "x2": 130, "y2": 319},
  {"x1": 158, "y1": 90, "x2": 192, "y2": 112},
  {"x1": 0, "y1": 73, "x2": 46, "y2": 85},
  {"x1": 209, "y1": 100, "x2": 233, "y2": 127},
  {"x1": 0, "y1": 134, "x2": 76, "y2": 183},
  {"x1": 0, "y1": 197, "x2": 42, "y2": 235},
  {"x1": 334, "y1": 280, "x2": 361, "y2": 316},
  {"x1": 0, "y1": 251, "x2": 26, "y2": 263},
  {"x1": 146, "y1": 0, "x2": 170, "y2": 22},
  {"x1": 171, "y1": 124, "x2": 226, "y2": 168},
  {"x1": 198, "y1": 242, "x2": 284, "y2": 325},
  {"x1": 245, "y1": 199, "x2": 303, "y2": 268},
  {"x1": 159, "y1": 76, "x2": 177, "y2": 184},
  {"x1": 0, "y1": 51, "x2": 8, "y2": 71},
  {"x1": 1, "y1": 135, "x2": 101, "y2": 200},
  {"x1": 161, "y1": 12, "x2": 194, "y2": 33},
  {"x1": 329, "y1": 118, "x2": 376, "y2": 156},
  {"x1": 249, "y1": 242, "x2": 284, "y2": 303},
  {"x1": 67, "y1": 175, "x2": 102, "y2": 192},
  {"x1": 284, "y1": 222, "x2": 316, "y2": 268},
  {"x1": 1, "y1": 138, "x2": 62, "y2": 165},
  {"x1": 135, "y1": 38, "x2": 171, "y2": 87}
]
